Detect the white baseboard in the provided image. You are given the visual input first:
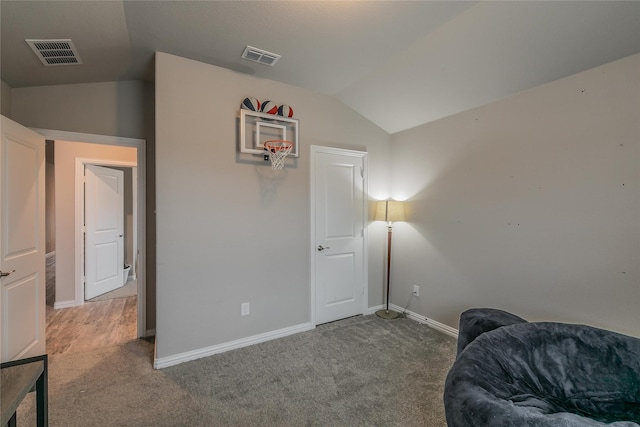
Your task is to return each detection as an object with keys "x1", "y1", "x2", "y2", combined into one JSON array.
[
  {"x1": 53, "y1": 299, "x2": 78, "y2": 309},
  {"x1": 425, "y1": 318, "x2": 458, "y2": 338},
  {"x1": 365, "y1": 305, "x2": 384, "y2": 316},
  {"x1": 389, "y1": 304, "x2": 459, "y2": 339},
  {"x1": 154, "y1": 322, "x2": 314, "y2": 369},
  {"x1": 153, "y1": 309, "x2": 457, "y2": 369}
]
